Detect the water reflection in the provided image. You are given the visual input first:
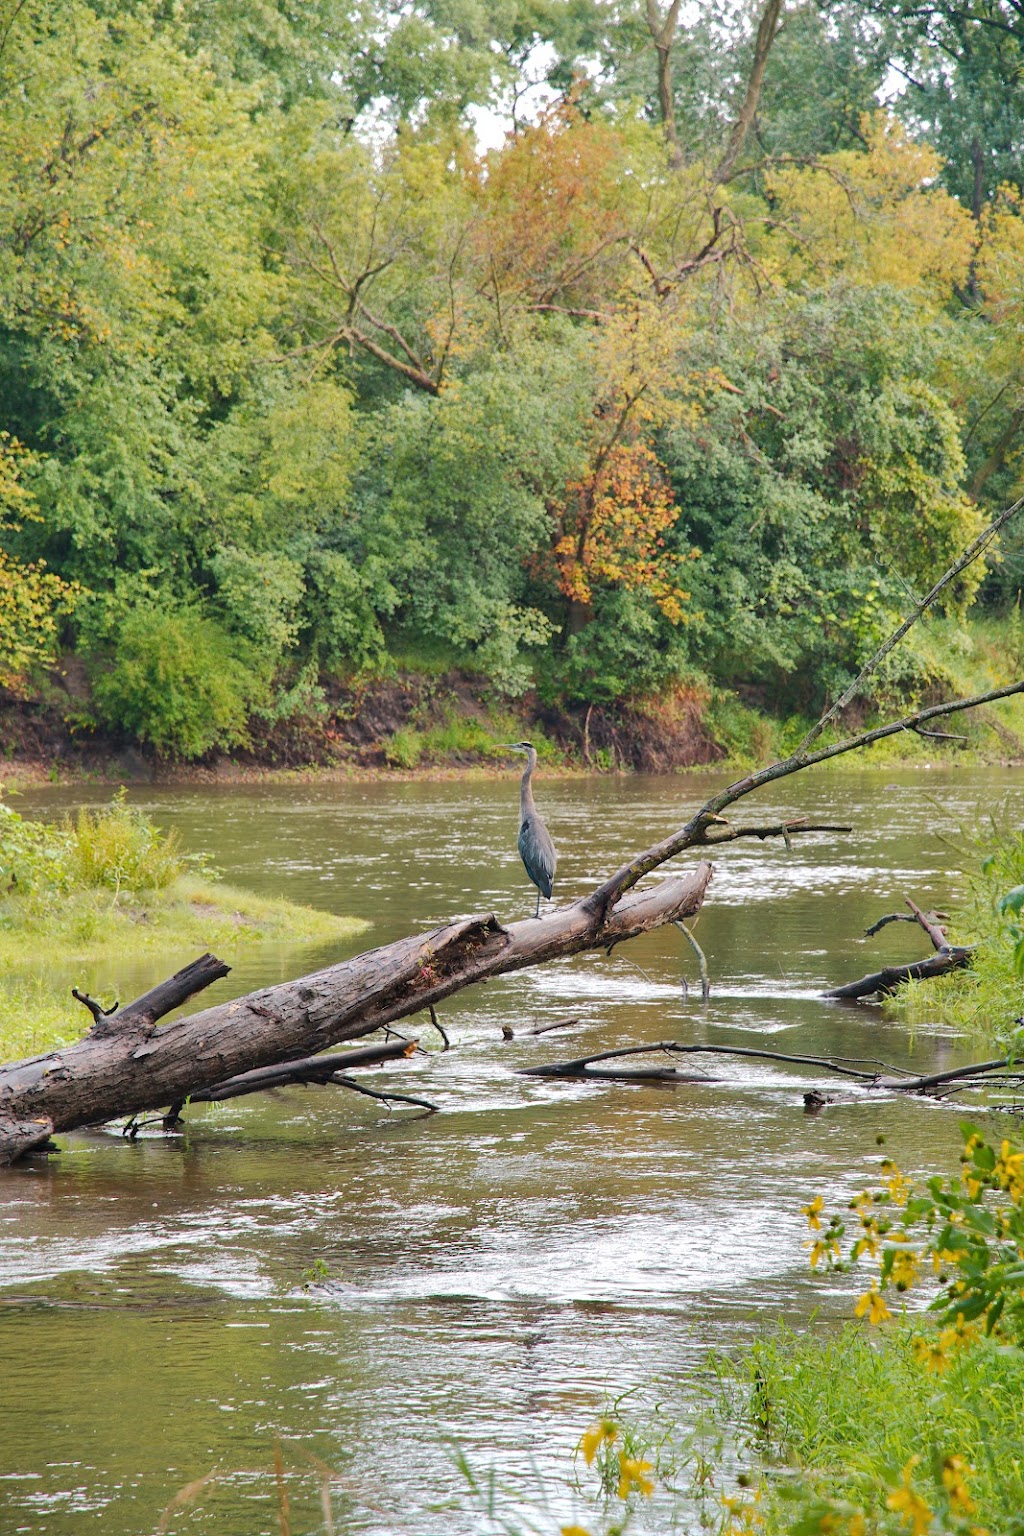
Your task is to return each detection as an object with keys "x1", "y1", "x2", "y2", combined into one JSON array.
[{"x1": 1, "y1": 766, "x2": 1022, "y2": 1533}]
